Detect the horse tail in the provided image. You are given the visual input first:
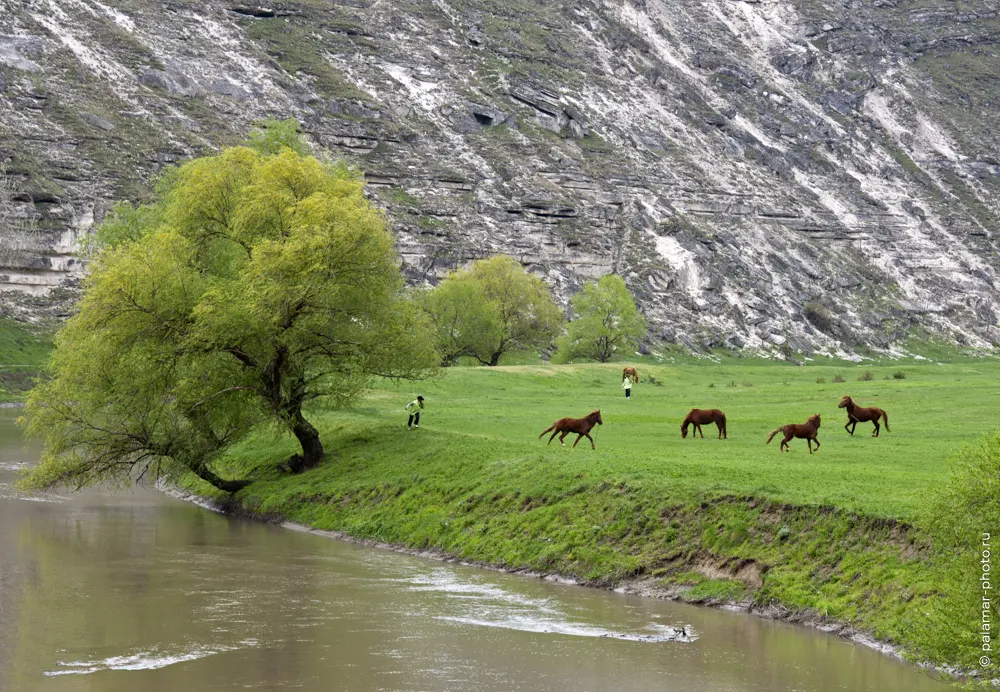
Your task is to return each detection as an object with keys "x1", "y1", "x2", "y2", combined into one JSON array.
[
  {"x1": 538, "y1": 423, "x2": 556, "y2": 439},
  {"x1": 881, "y1": 410, "x2": 890, "y2": 432},
  {"x1": 720, "y1": 413, "x2": 727, "y2": 435},
  {"x1": 766, "y1": 427, "x2": 782, "y2": 445}
]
